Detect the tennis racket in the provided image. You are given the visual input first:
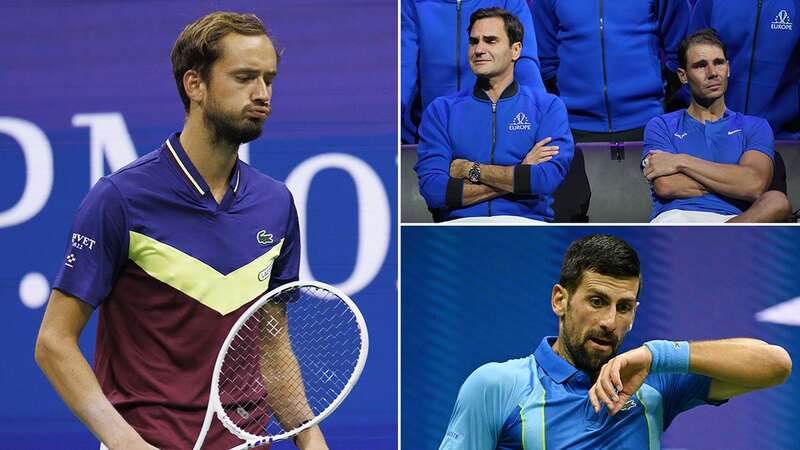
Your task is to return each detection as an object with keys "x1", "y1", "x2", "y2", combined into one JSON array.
[{"x1": 191, "y1": 281, "x2": 369, "y2": 450}]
